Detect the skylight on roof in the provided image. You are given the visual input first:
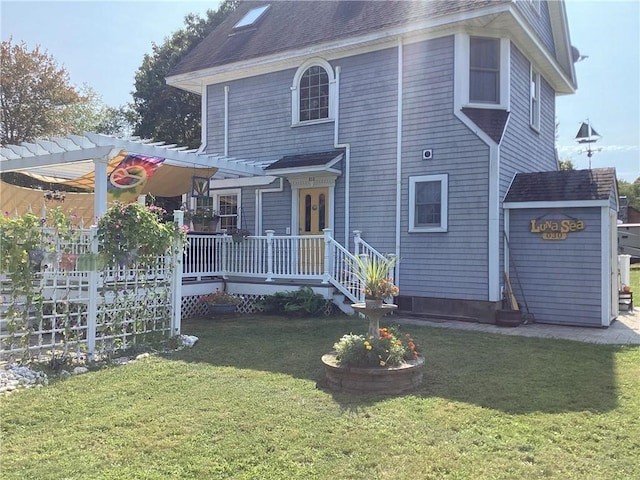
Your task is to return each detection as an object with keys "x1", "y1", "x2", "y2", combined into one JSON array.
[{"x1": 233, "y1": 4, "x2": 270, "y2": 29}]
